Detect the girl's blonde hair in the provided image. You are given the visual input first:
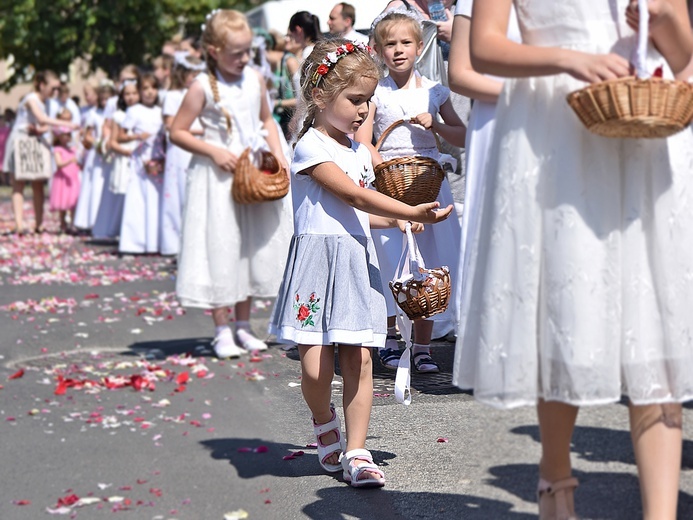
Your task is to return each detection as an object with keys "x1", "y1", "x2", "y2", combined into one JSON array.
[
  {"x1": 294, "y1": 38, "x2": 380, "y2": 145},
  {"x1": 371, "y1": 12, "x2": 423, "y2": 52},
  {"x1": 200, "y1": 9, "x2": 251, "y2": 133}
]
